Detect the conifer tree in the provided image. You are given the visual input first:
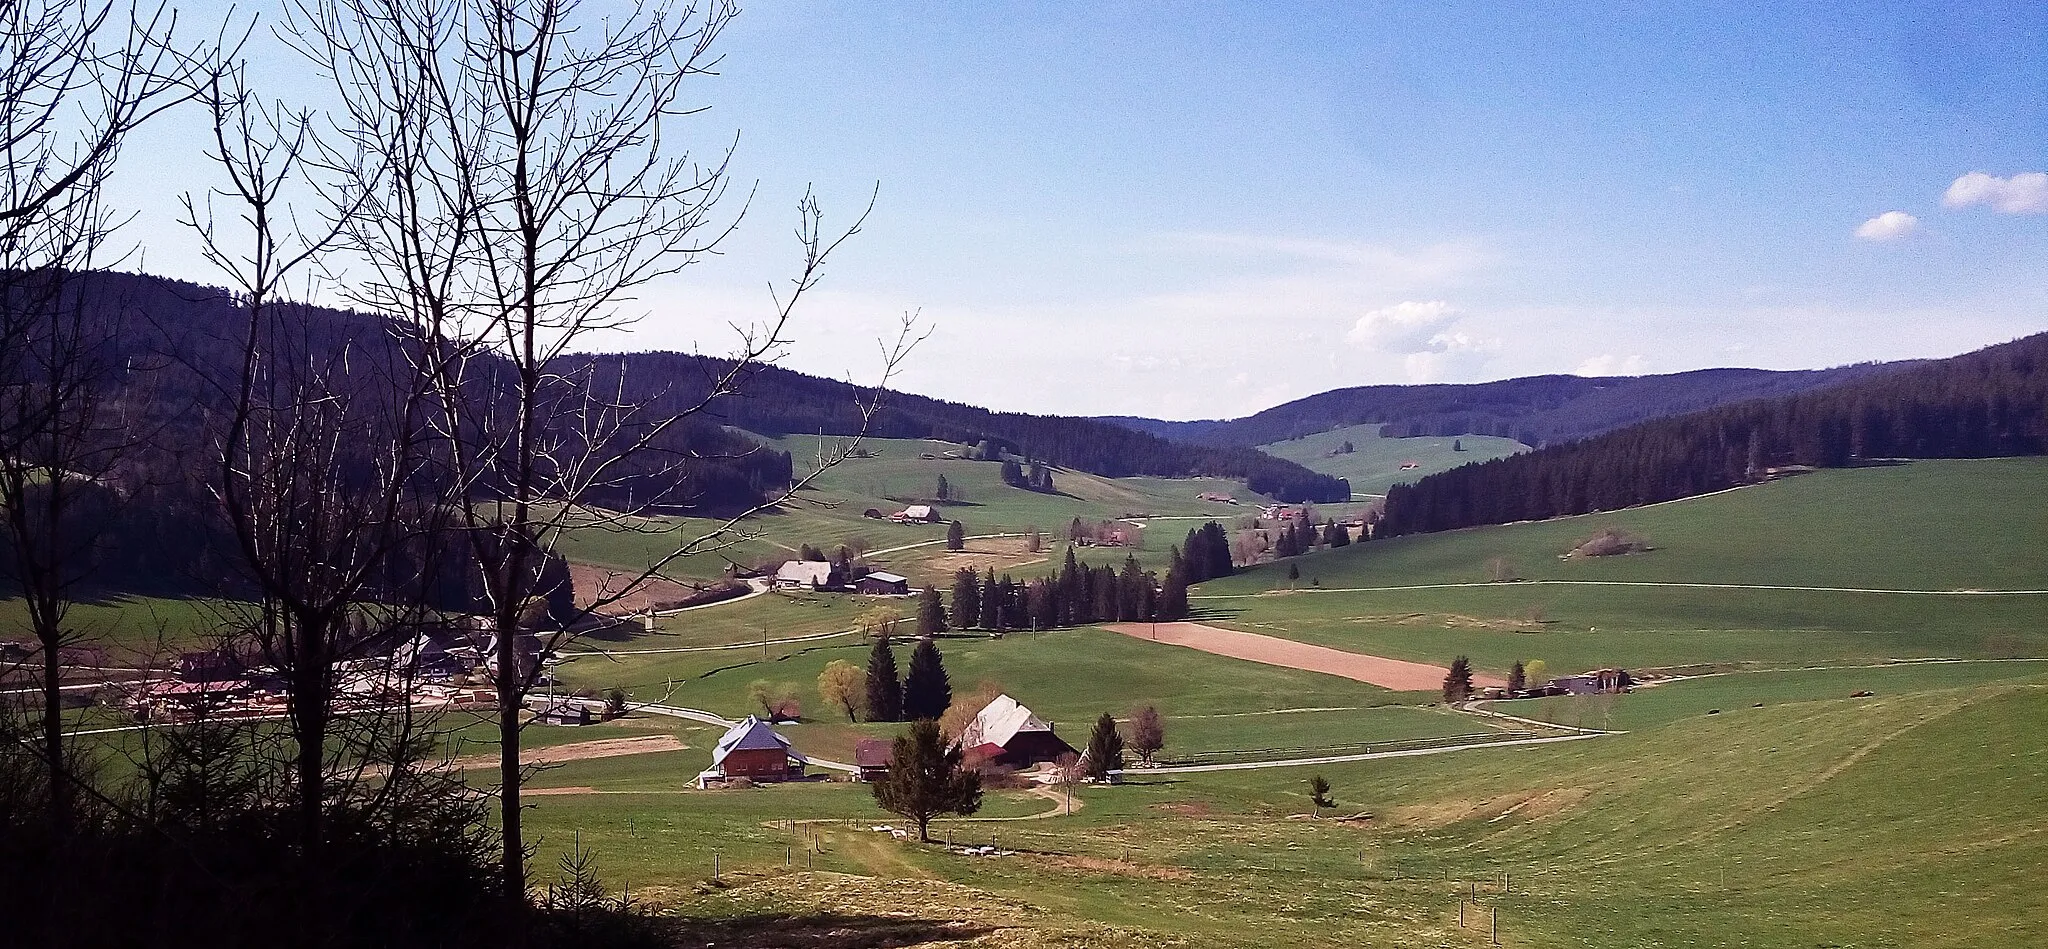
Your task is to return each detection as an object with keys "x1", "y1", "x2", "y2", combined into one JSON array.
[
  {"x1": 950, "y1": 567, "x2": 980, "y2": 630},
  {"x1": 865, "y1": 635, "x2": 903, "y2": 722},
  {"x1": 978, "y1": 568, "x2": 1001, "y2": 630},
  {"x1": 1442, "y1": 655, "x2": 1475, "y2": 704},
  {"x1": 1083, "y1": 712, "x2": 1125, "y2": 780},
  {"x1": 917, "y1": 585, "x2": 947, "y2": 636},
  {"x1": 935, "y1": 473, "x2": 951, "y2": 500},
  {"x1": 945, "y1": 519, "x2": 965, "y2": 551},
  {"x1": 1157, "y1": 562, "x2": 1190, "y2": 621},
  {"x1": 903, "y1": 638, "x2": 952, "y2": 721},
  {"x1": 1508, "y1": 659, "x2": 1526, "y2": 694},
  {"x1": 871, "y1": 720, "x2": 982, "y2": 841}
]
